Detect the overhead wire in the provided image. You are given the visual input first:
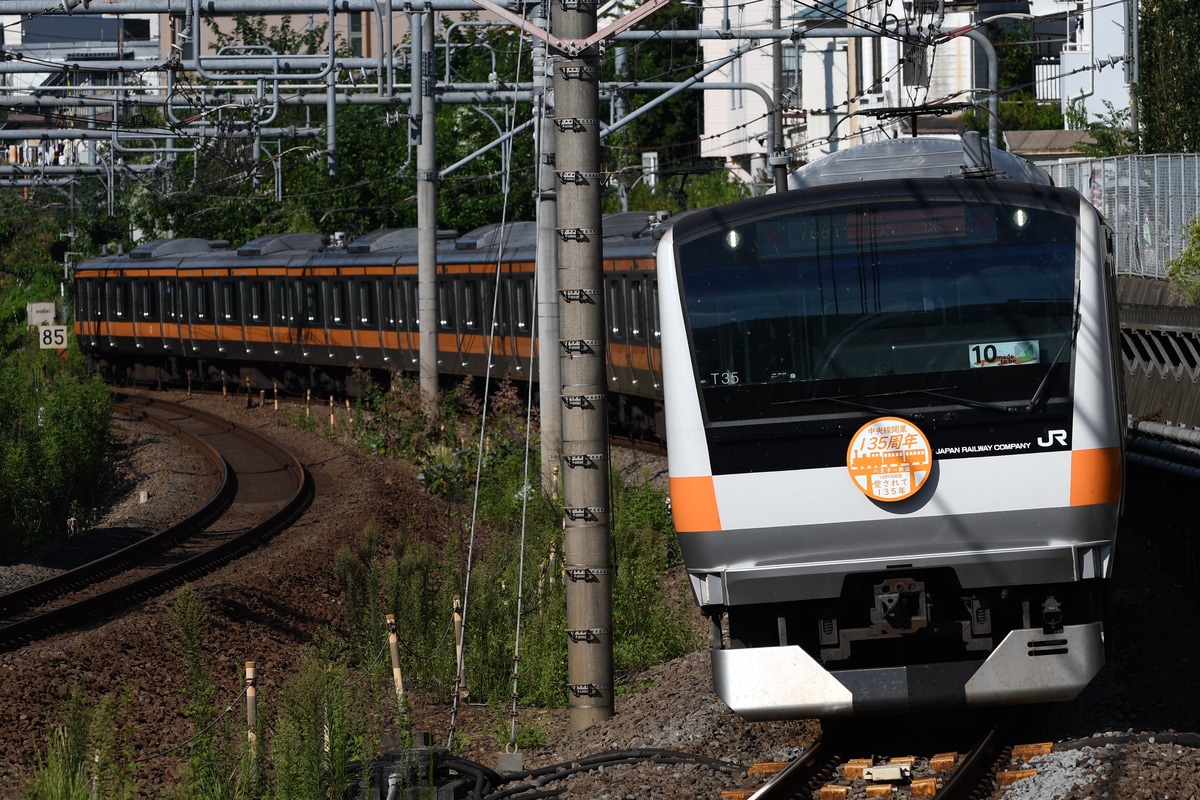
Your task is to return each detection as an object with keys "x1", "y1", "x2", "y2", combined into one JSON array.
[{"x1": 445, "y1": 12, "x2": 533, "y2": 753}]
